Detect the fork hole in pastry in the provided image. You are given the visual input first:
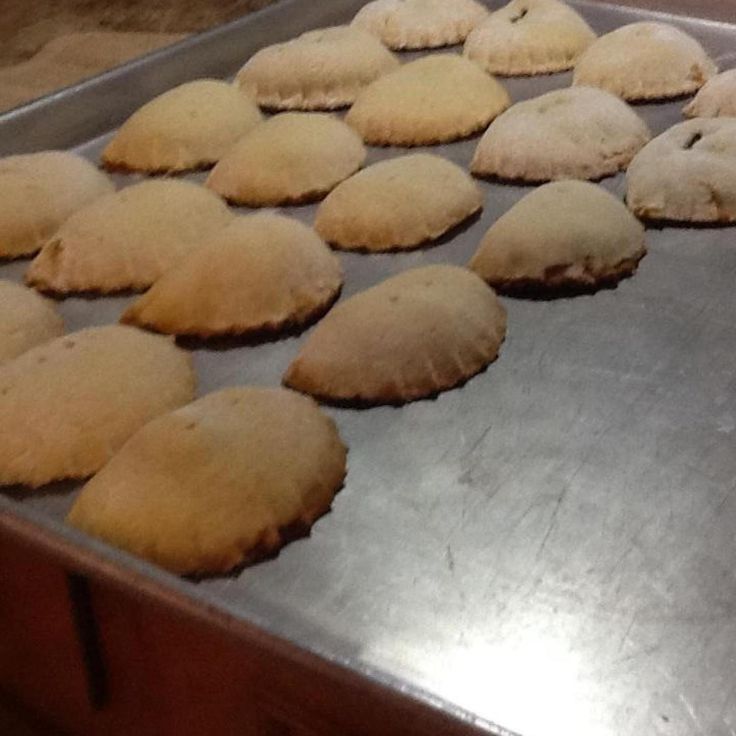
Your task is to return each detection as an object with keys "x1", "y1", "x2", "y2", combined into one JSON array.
[
  {"x1": 510, "y1": 8, "x2": 528, "y2": 23},
  {"x1": 684, "y1": 131, "x2": 703, "y2": 149}
]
